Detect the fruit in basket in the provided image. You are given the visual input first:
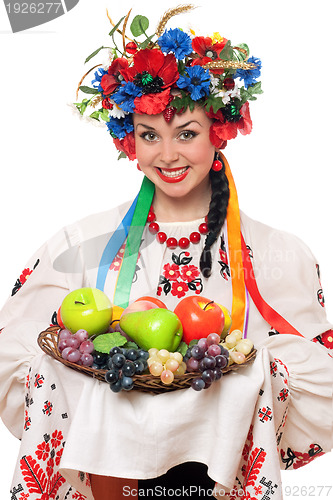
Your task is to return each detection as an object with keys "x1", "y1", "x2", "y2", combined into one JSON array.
[
  {"x1": 60, "y1": 287, "x2": 113, "y2": 336},
  {"x1": 121, "y1": 300, "x2": 159, "y2": 316},
  {"x1": 215, "y1": 304, "x2": 232, "y2": 337},
  {"x1": 134, "y1": 296, "x2": 167, "y2": 309},
  {"x1": 183, "y1": 332, "x2": 229, "y2": 391},
  {"x1": 119, "y1": 308, "x2": 183, "y2": 351},
  {"x1": 174, "y1": 296, "x2": 225, "y2": 344},
  {"x1": 147, "y1": 349, "x2": 186, "y2": 384},
  {"x1": 104, "y1": 346, "x2": 150, "y2": 392}
]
